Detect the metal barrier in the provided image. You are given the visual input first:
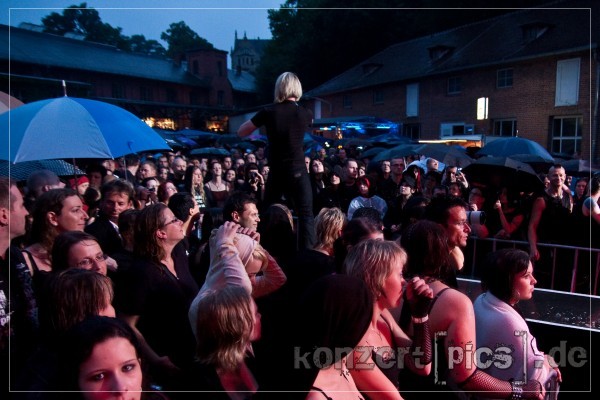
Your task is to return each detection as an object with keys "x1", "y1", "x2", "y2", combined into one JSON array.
[{"x1": 464, "y1": 236, "x2": 600, "y2": 295}]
